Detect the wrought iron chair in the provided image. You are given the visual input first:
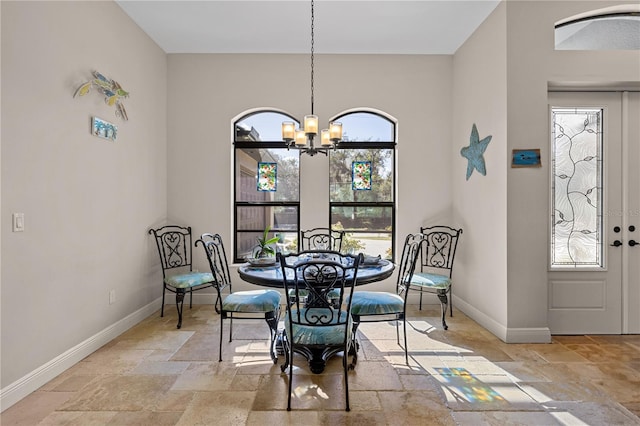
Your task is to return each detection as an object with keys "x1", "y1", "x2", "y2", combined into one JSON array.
[
  {"x1": 196, "y1": 234, "x2": 281, "y2": 363},
  {"x1": 411, "y1": 225, "x2": 463, "y2": 330},
  {"x1": 294, "y1": 229, "x2": 346, "y2": 306},
  {"x1": 277, "y1": 250, "x2": 363, "y2": 412},
  {"x1": 300, "y1": 227, "x2": 345, "y2": 252},
  {"x1": 349, "y1": 233, "x2": 423, "y2": 364},
  {"x1": 148, "y1": 225, "x2": 216, "y2": 329}
]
